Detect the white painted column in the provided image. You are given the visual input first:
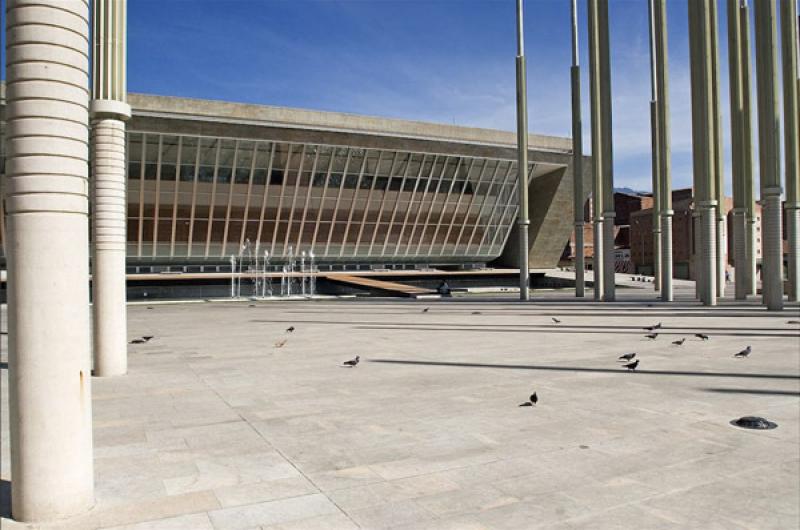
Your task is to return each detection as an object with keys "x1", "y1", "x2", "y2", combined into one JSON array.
[
  {"x1": 5, "y1": 0, "x2": 95, "y2": 521},
  {"x1": 91, "y1": 0, "x2": 131, "y2": 376}
]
